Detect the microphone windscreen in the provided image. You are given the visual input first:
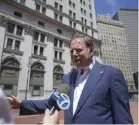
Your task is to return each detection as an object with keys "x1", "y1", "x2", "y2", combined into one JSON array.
[{"x1": 57, "y1": 84, "x2": 70, "y2": 95}]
